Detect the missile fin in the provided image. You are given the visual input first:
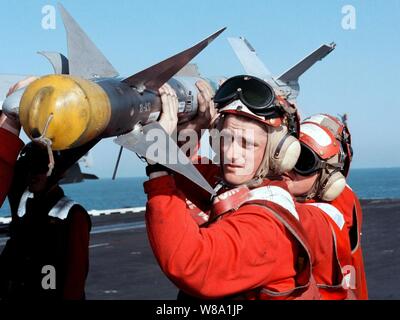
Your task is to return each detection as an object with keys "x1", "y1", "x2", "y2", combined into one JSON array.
[
  {"x1": 175, "y1": 63, "x2": 201, "y2": 77},
  {"x1": 114, "y1": 122, "x2": 216, "y2": 196},
  {"x1": 58, "y1": 4, "x2": 119, "y2": 79},
  {"x1": 122, "y1": 27, "x2": 226, "y2": 92},
  {"x1": 38, "y1": 51, "x2": 70, "y2": 74}
]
